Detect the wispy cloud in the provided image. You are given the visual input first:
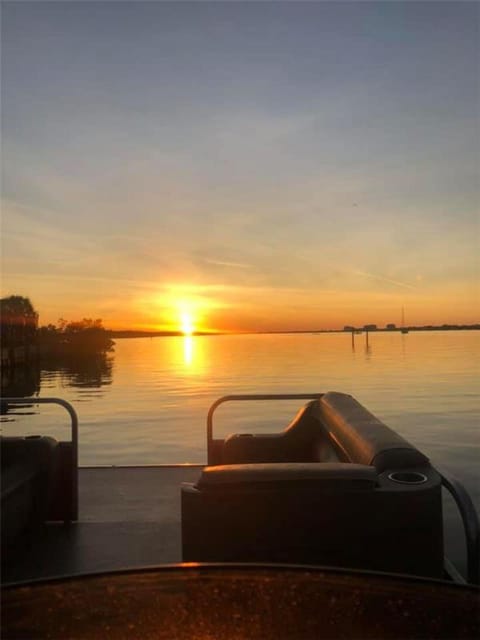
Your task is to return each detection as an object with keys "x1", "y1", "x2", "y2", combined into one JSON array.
[{"x1": 205, "y1": 259, "x2": 252, "y2": 269}]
